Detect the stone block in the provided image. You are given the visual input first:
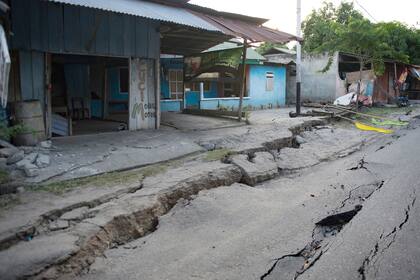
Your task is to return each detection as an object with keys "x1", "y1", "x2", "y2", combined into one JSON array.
[
  {"x1": 36, "y1": 154, "x2": 50, "y2": 168},
  {"x1": 7, "y1": 150, "x2": 24, "y2": 165},
  {"x1": 23, "y1": 163, "x2": 39, "y2": 177},
  {"x1": 39, "y1": 140, "x2": 52, "y2": 149},
  {"x1": 231, "y1": 151, "x2": 278, "y2": 186},
  {"x1": 48, "y1": 220, "x2": 69, "y2": 231},
  {"x1": 0, "y1": 147, "x2": 19, "y2": 158},
  {"x1": 60, "y1": 207, "x2": 89, "y2": 221}
]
